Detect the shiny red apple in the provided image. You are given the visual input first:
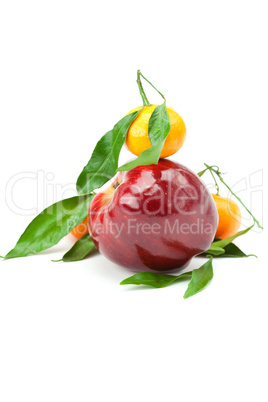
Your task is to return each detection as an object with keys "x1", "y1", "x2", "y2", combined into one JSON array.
[{"x1": 88, "y1": 159, "x2": 218, "y2": 273}]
